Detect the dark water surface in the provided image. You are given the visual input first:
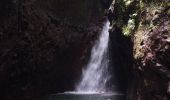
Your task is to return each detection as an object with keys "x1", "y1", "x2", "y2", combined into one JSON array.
[{"x1": 44, "y1": 92, "x2": 126, "y2": 100}]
